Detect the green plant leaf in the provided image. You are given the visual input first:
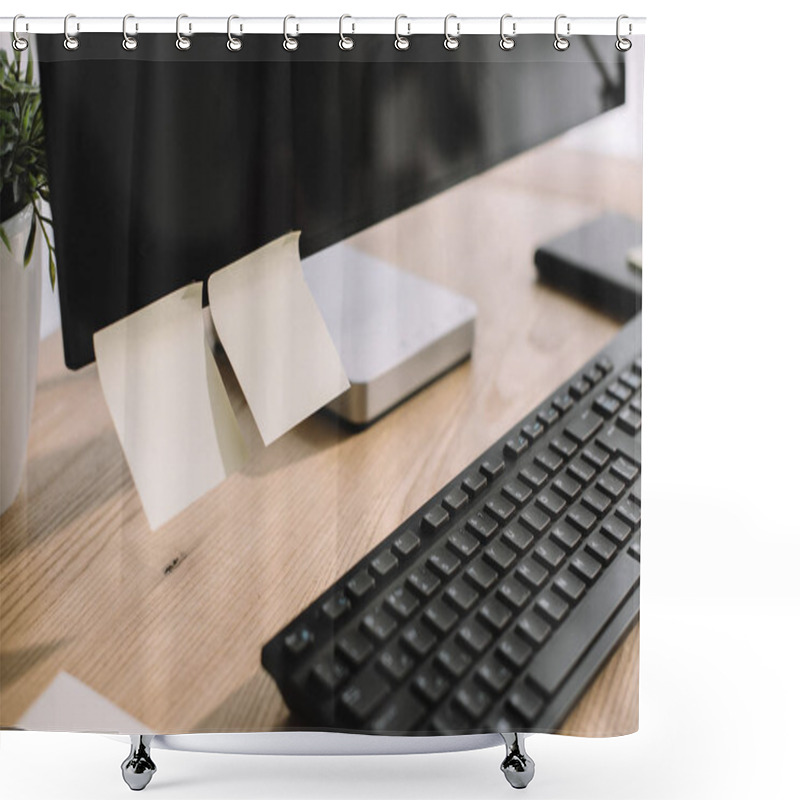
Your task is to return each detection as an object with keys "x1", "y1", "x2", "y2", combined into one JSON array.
[
  {"x1": 23, "y1": 214, "x2": 35, "y2": 265},
  {"x1": 0, "y1": 225, "x2": 11, "y2": 252},
  {"x1": 48, "y1": 250, "x2": 56, "y2": 289}
]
